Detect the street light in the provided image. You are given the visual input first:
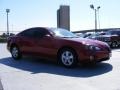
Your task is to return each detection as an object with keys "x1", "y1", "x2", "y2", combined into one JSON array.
[
  {"x1": 90, "y1": 4, "x2": 100, "y2": 33},
  {"x1": 6, "y1": 9, "x2": 10, "y2": 36}
]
